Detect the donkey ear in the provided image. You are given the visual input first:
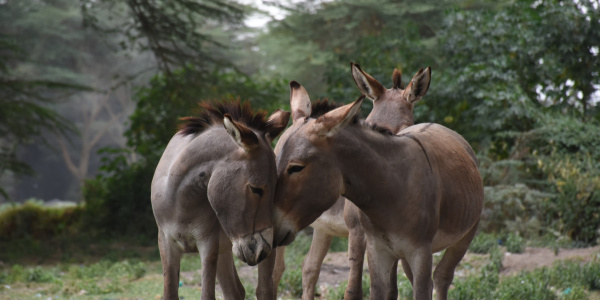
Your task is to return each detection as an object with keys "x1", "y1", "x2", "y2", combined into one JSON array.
[
  {"x1": 290, "y1": 81, "x2": 311, "y2": 124},
  {"x1": 223, "y1": 114, "x2": 259, "y2": 151},
  {"x1": 405, "y1": 67, "x2": 431, "y2": 103},
  {"x1": 351, "y1": 62, "x2": 385, "y2": 101},
  {"x1": 392, "y1": 68, "x2": 404, "y2": 89},
  {"x1": 312, "y1": 95, "x2": 365, "y2": 137},
  {"x1": 265, "y1": 109, "x2": 291, "y2": 142}
]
